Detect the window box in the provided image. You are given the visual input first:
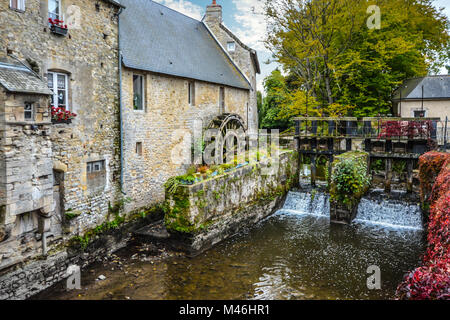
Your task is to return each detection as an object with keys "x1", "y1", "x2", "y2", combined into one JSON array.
[
  {"x1": 51, "y1": 118, "x2": 72, "y2": 124},
  {"x1": 50, "y1": 106, "x2": 77, "y2": 124},
  {"x1": 48, "y1": 18, "x2": 68, "y2": 36},
  {"x1": 50, "y1": 24, "x2": 68, "y2": 36}
]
